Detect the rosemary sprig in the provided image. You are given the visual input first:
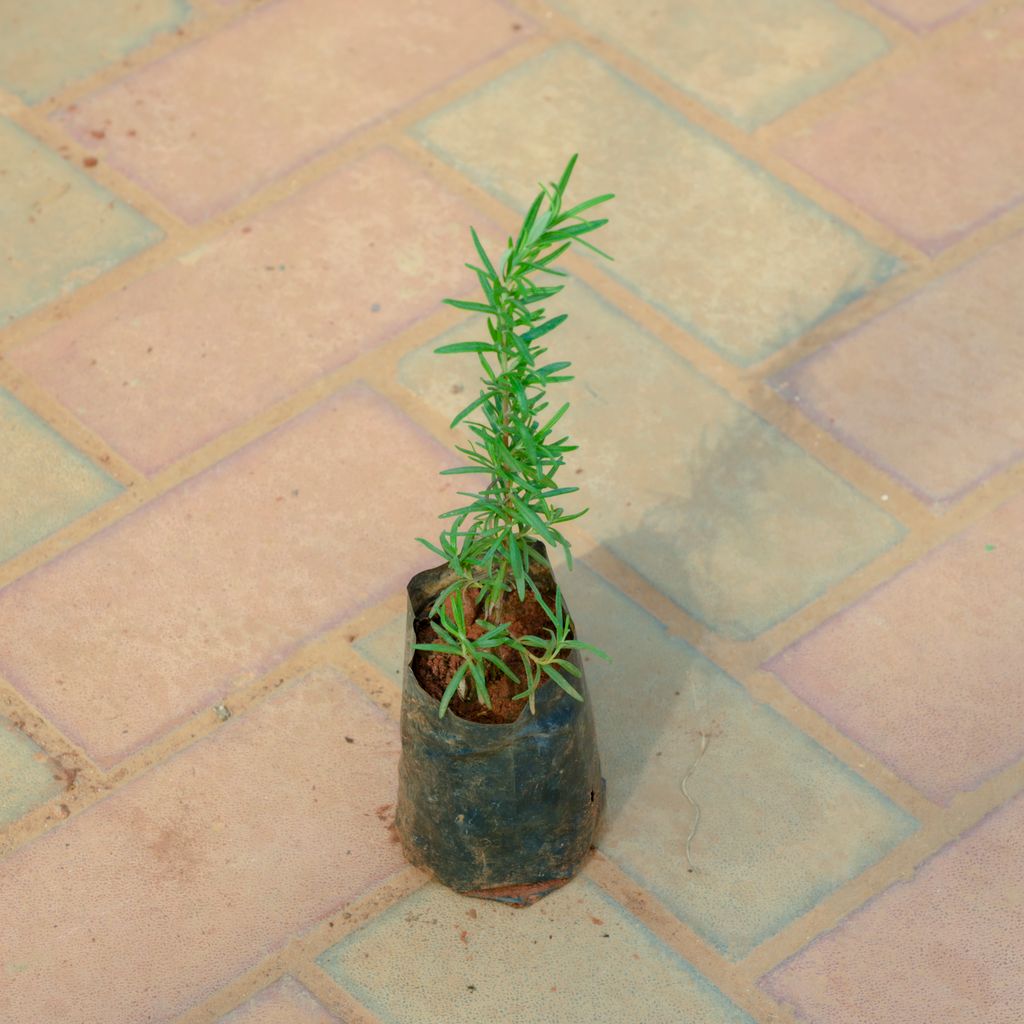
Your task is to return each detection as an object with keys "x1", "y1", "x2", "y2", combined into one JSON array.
[{"x1": 416, "y1": 155, "x2": 613, "y2": 717}]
